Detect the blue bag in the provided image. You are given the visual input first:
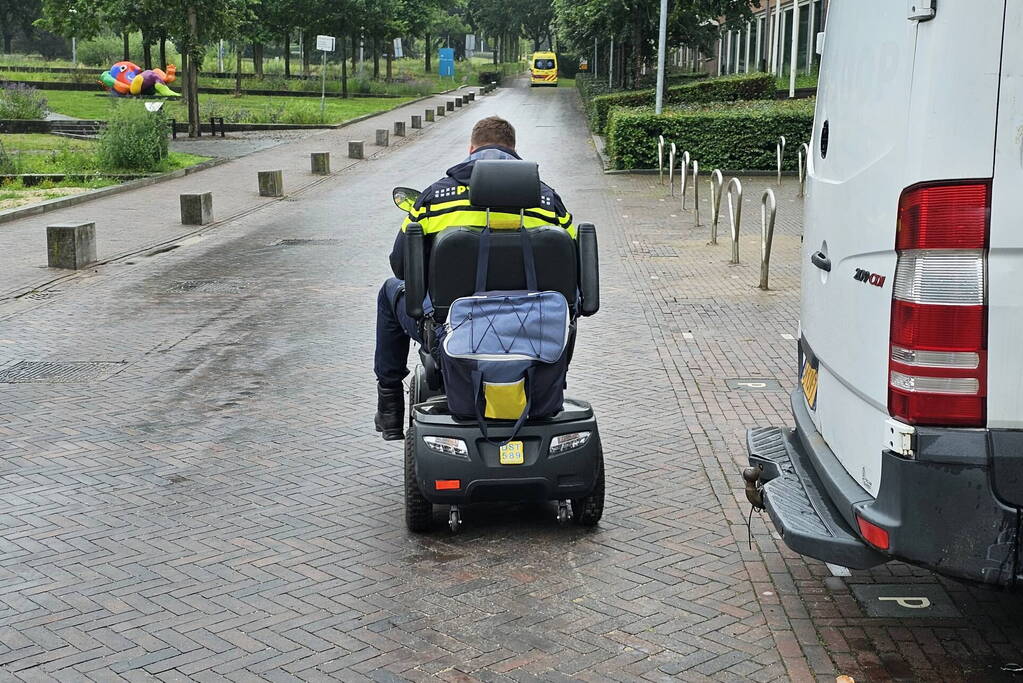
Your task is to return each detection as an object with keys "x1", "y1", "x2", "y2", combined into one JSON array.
[{"x1": 440, "y1": 226, "x2": 571, "y2": 441}]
